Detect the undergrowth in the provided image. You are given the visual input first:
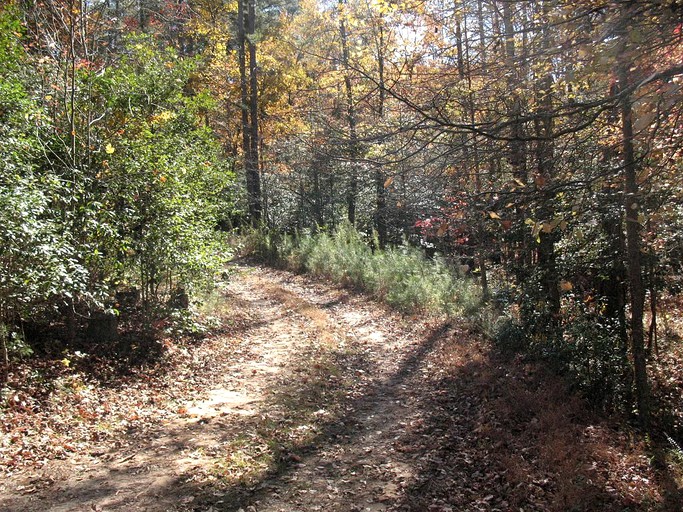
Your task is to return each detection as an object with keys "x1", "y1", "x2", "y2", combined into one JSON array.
[{"x1": 240, "y1": 223, "x2": 482, "y2": 319}]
